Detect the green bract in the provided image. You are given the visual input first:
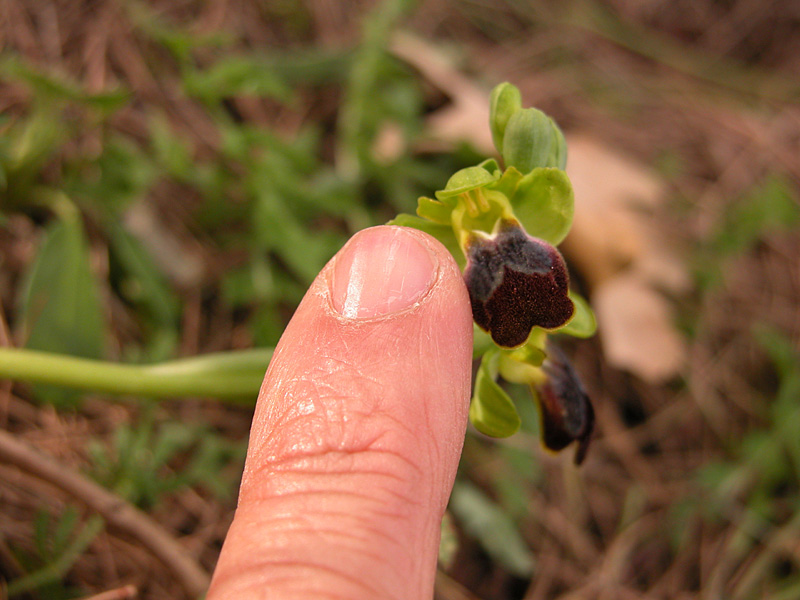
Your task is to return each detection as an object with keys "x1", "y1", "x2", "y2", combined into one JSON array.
[{"x1": 389, "y1": 82, "x2": 597, "y2": 463}]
